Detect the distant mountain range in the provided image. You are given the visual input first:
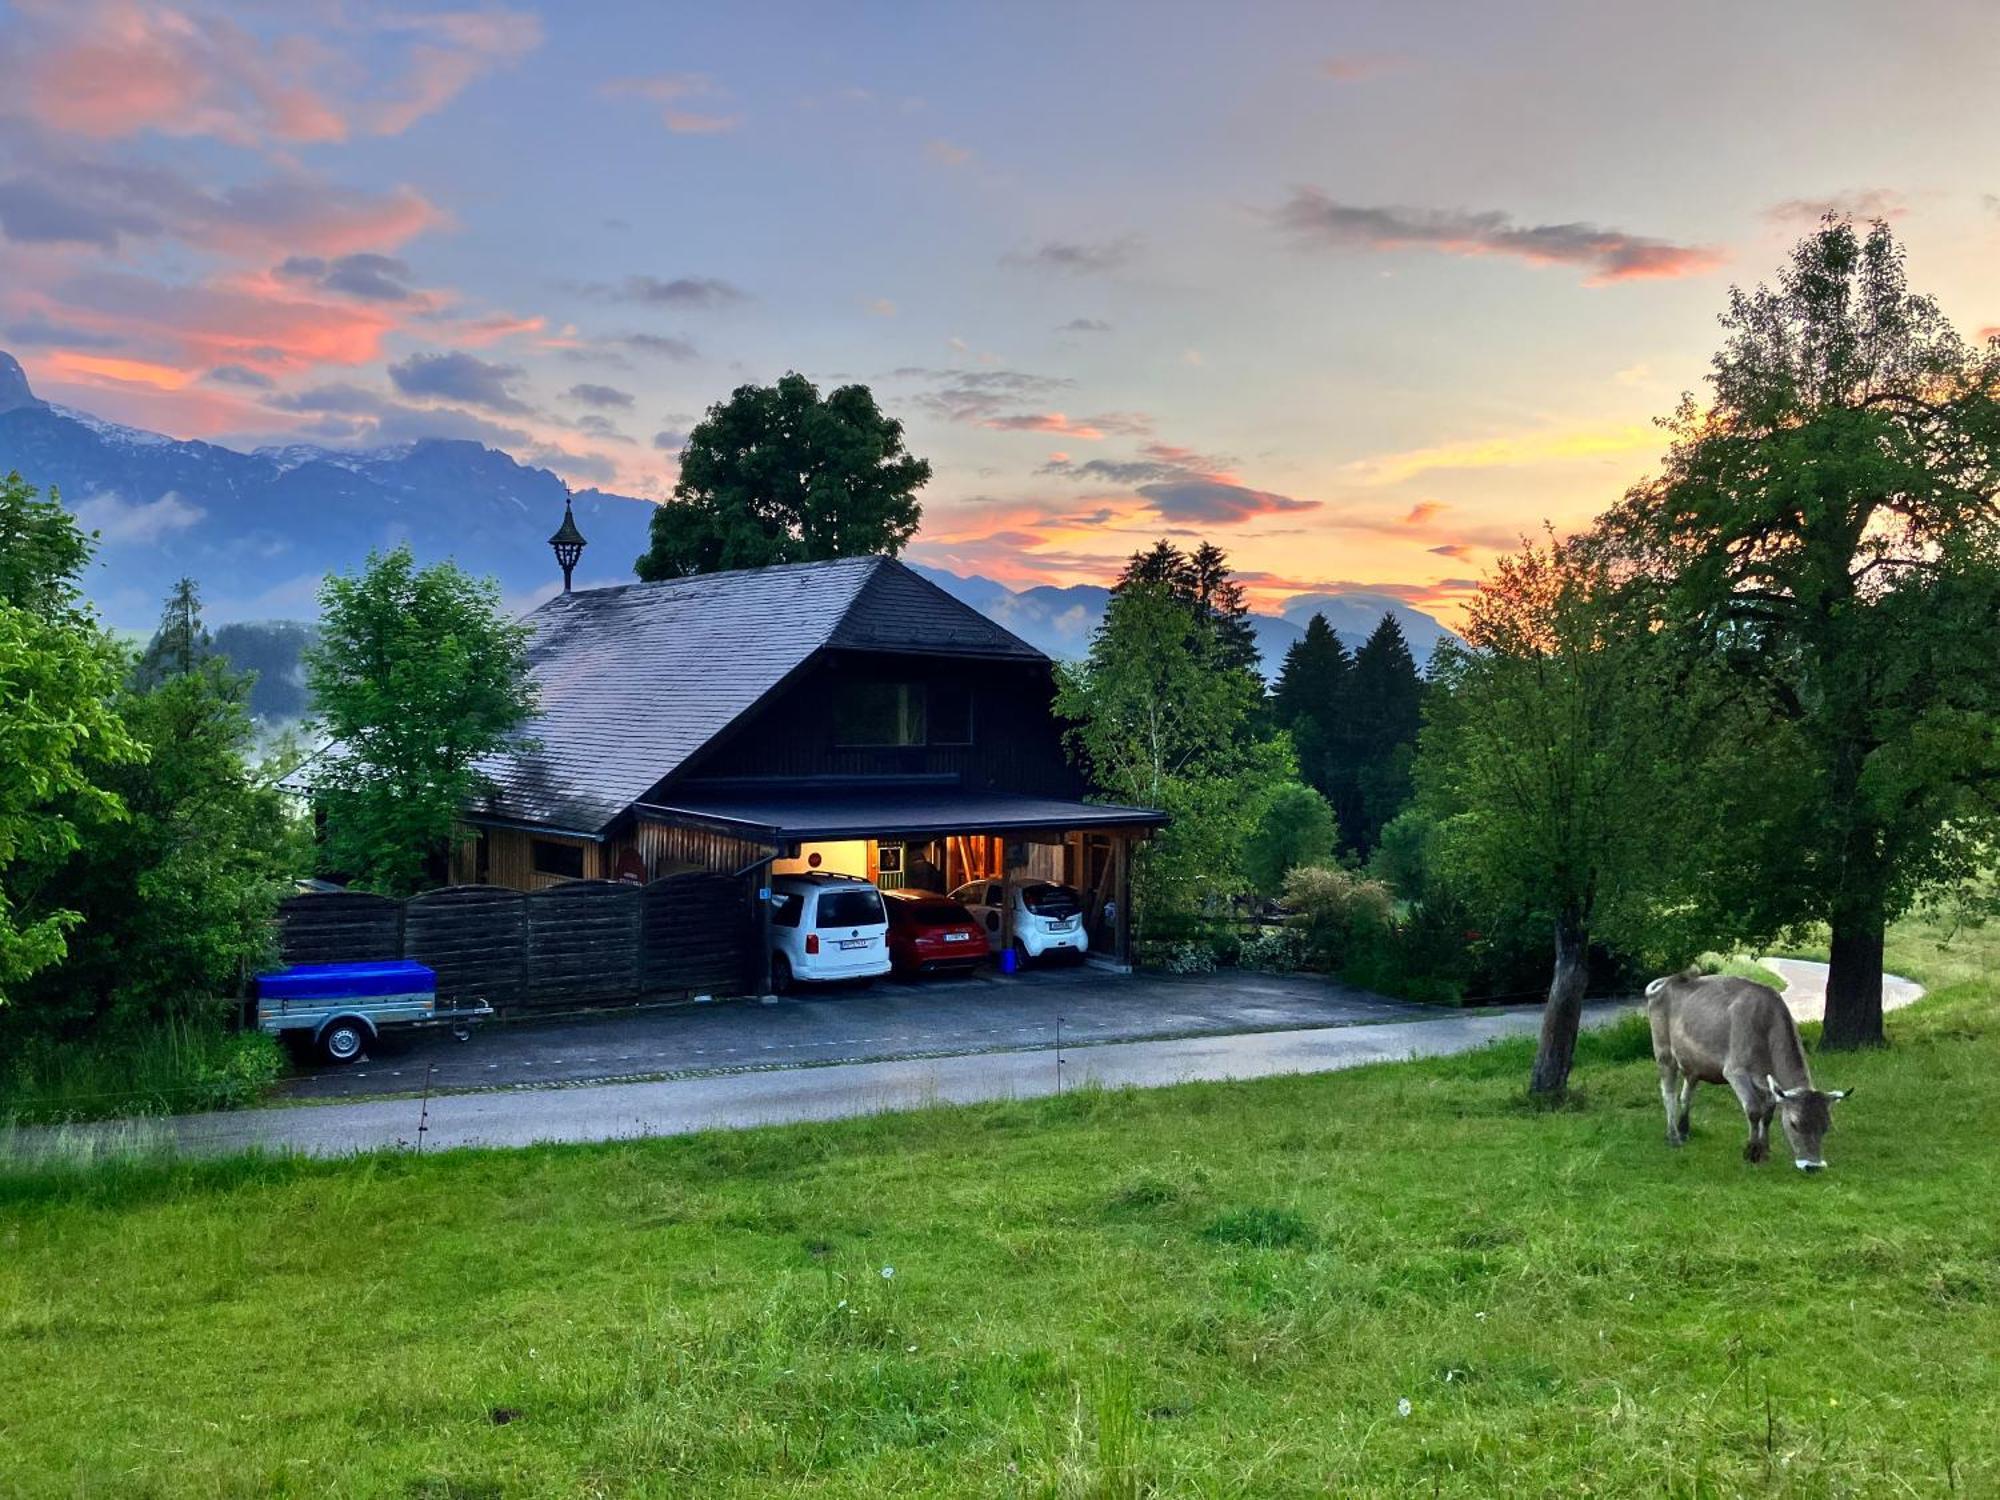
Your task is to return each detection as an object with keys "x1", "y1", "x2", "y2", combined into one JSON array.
[
  {"x1": 0, "y1": 348, "x2": 1454, "y2": 710},
  {"x1": 910, "y1": 565, "x2": 1455, "y2": 672}
]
